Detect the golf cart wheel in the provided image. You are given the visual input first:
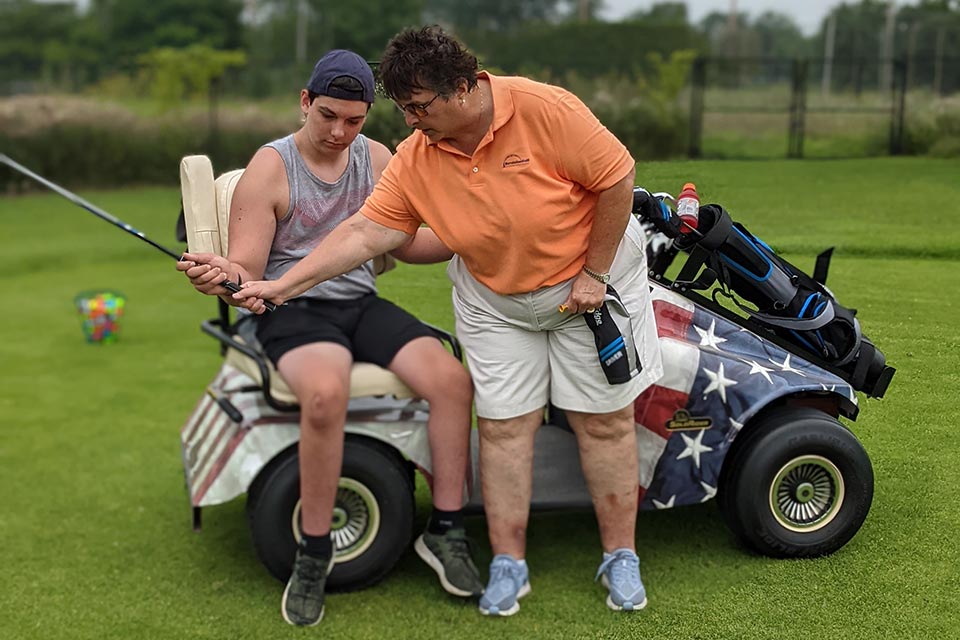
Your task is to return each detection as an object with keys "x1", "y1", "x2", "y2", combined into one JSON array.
[
  {"x1": 717, "y1": 406, "x2": 873, "y2": 558},
  {"x1": 246, "y1": 435, "x2": 415, "y2": 592}
]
